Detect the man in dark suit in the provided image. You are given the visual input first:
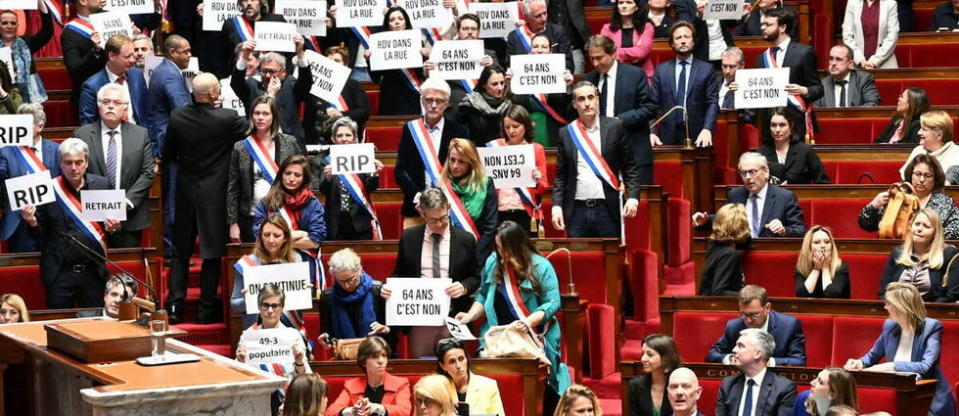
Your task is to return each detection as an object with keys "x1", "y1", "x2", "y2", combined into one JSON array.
[
  {"x1": 215, "y1": 0, "x2": 288, "y2": 78},
  {"x1": 505, "y1": 0, "x2": 574, "y2": 71},
  {"x1": 546, "y1": 0, "x2": 589, "y2": 73},
  {"x1": 21, "y1": 138, "x2": 121, "y2": 308},
  {"x1": 233, "y1": 41, "x2": 311, "y2": 148},
  {"x1": 668, "y1": 368, "x2": 705, "y2": 416},
  {"x1": 163, "y1": 73, "x2": 249, "y2": 324},
  {"x1": 61, "y1": 0, "x2": 106, "y2": 105},
  {"x1": 583, "y1": 35, "x2": 658, "y2": 184},
  {"x1": 650, "y1": 22, "x2": 720, "y2": 147},
  {"x1": 552, "y1": 80, "x2": 642, "y2": 238},
  {"x1": 395, "y1": 78, "x2": 469, "y2": 228},
  {"x1": 693, "y1": 152, "x2": 806, "y2": 238},
  {"x1": 715, "y1": 327, "x2": 797, "y2": 416},
  {"x1": 815, "y1": 44, "x2": 881, "y2": 107},
  {"x1": 0, "y1": 104, "x2": 59, "y2": 253},
  {"x1": 74, "y1": 83, "x2": 156, "y2": 248},
  {"x1": 734, "y1": 0, "x2": 798, "y2": 38},
  {"x1": 388, "y1": 188, "x2": 479, "y2": 357},
  {"x1": 78, "y1": 34, "x2": 149, "y2": 127},
  {"x1": 706, "y1": 285, "x2": 807, "y2": 366}
]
